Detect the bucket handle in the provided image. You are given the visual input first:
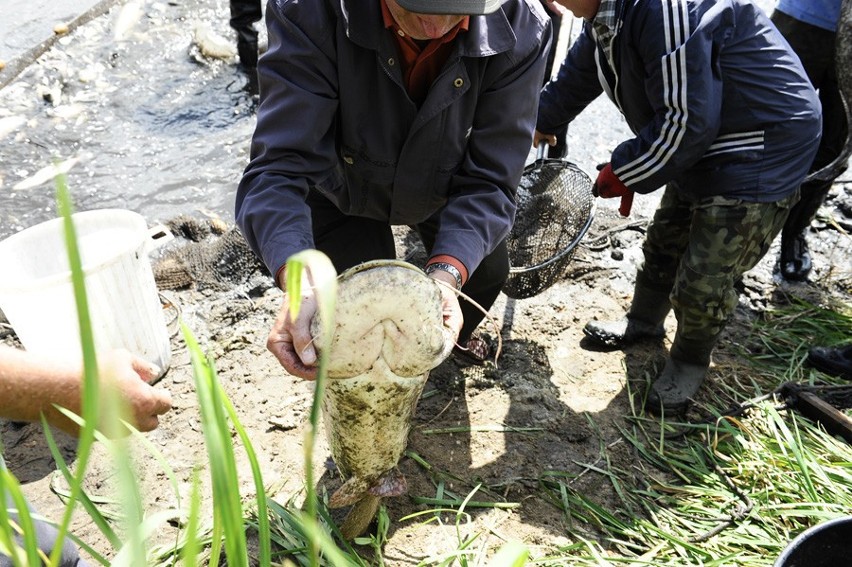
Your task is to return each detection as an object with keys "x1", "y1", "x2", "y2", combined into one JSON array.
[{"x1": 146, "y1": 224, "x2": 174, "y2": 254}]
